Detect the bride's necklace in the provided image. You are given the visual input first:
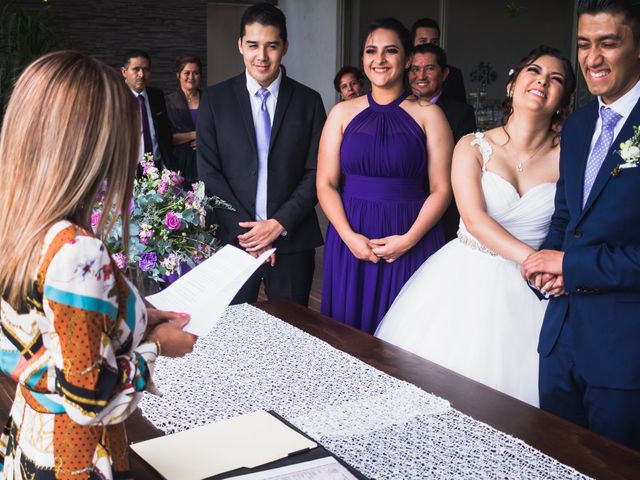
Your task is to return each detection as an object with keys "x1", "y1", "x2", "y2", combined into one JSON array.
[{"x1": 515, "y1": 140, "x2": 548, "y2": 173}]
